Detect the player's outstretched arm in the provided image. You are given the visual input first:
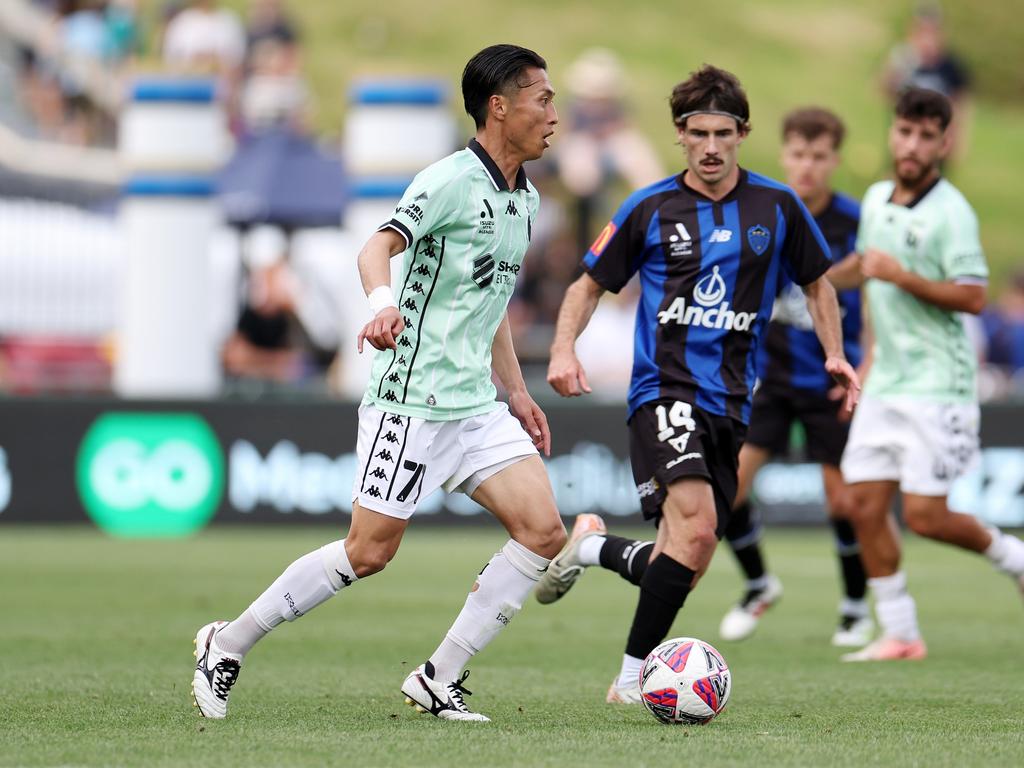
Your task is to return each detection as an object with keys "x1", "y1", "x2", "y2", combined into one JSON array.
[
  {"x1": 860, "y1": 248, "x2": 986, "y2": 314},
  {"x1": 803, "y1": 275, "x2": 861, "y2": 412},
  {"x1": 492, "y1": 313, "x2": 550, "y2": 456},
  {"x1": 547, "y1": 273, "x2": 605, "y2": 397},
  {"x1": 826, "y1": 252, "x2": 865, "y2": 291},
  {"x1": 356, "y1": 229, "x2": 407, "y2": 352}
]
